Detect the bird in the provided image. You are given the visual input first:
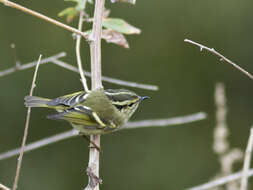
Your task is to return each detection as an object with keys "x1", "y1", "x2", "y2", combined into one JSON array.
[{"x1": 24, "y1": 88, "x2": 149, "y2": 135}]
